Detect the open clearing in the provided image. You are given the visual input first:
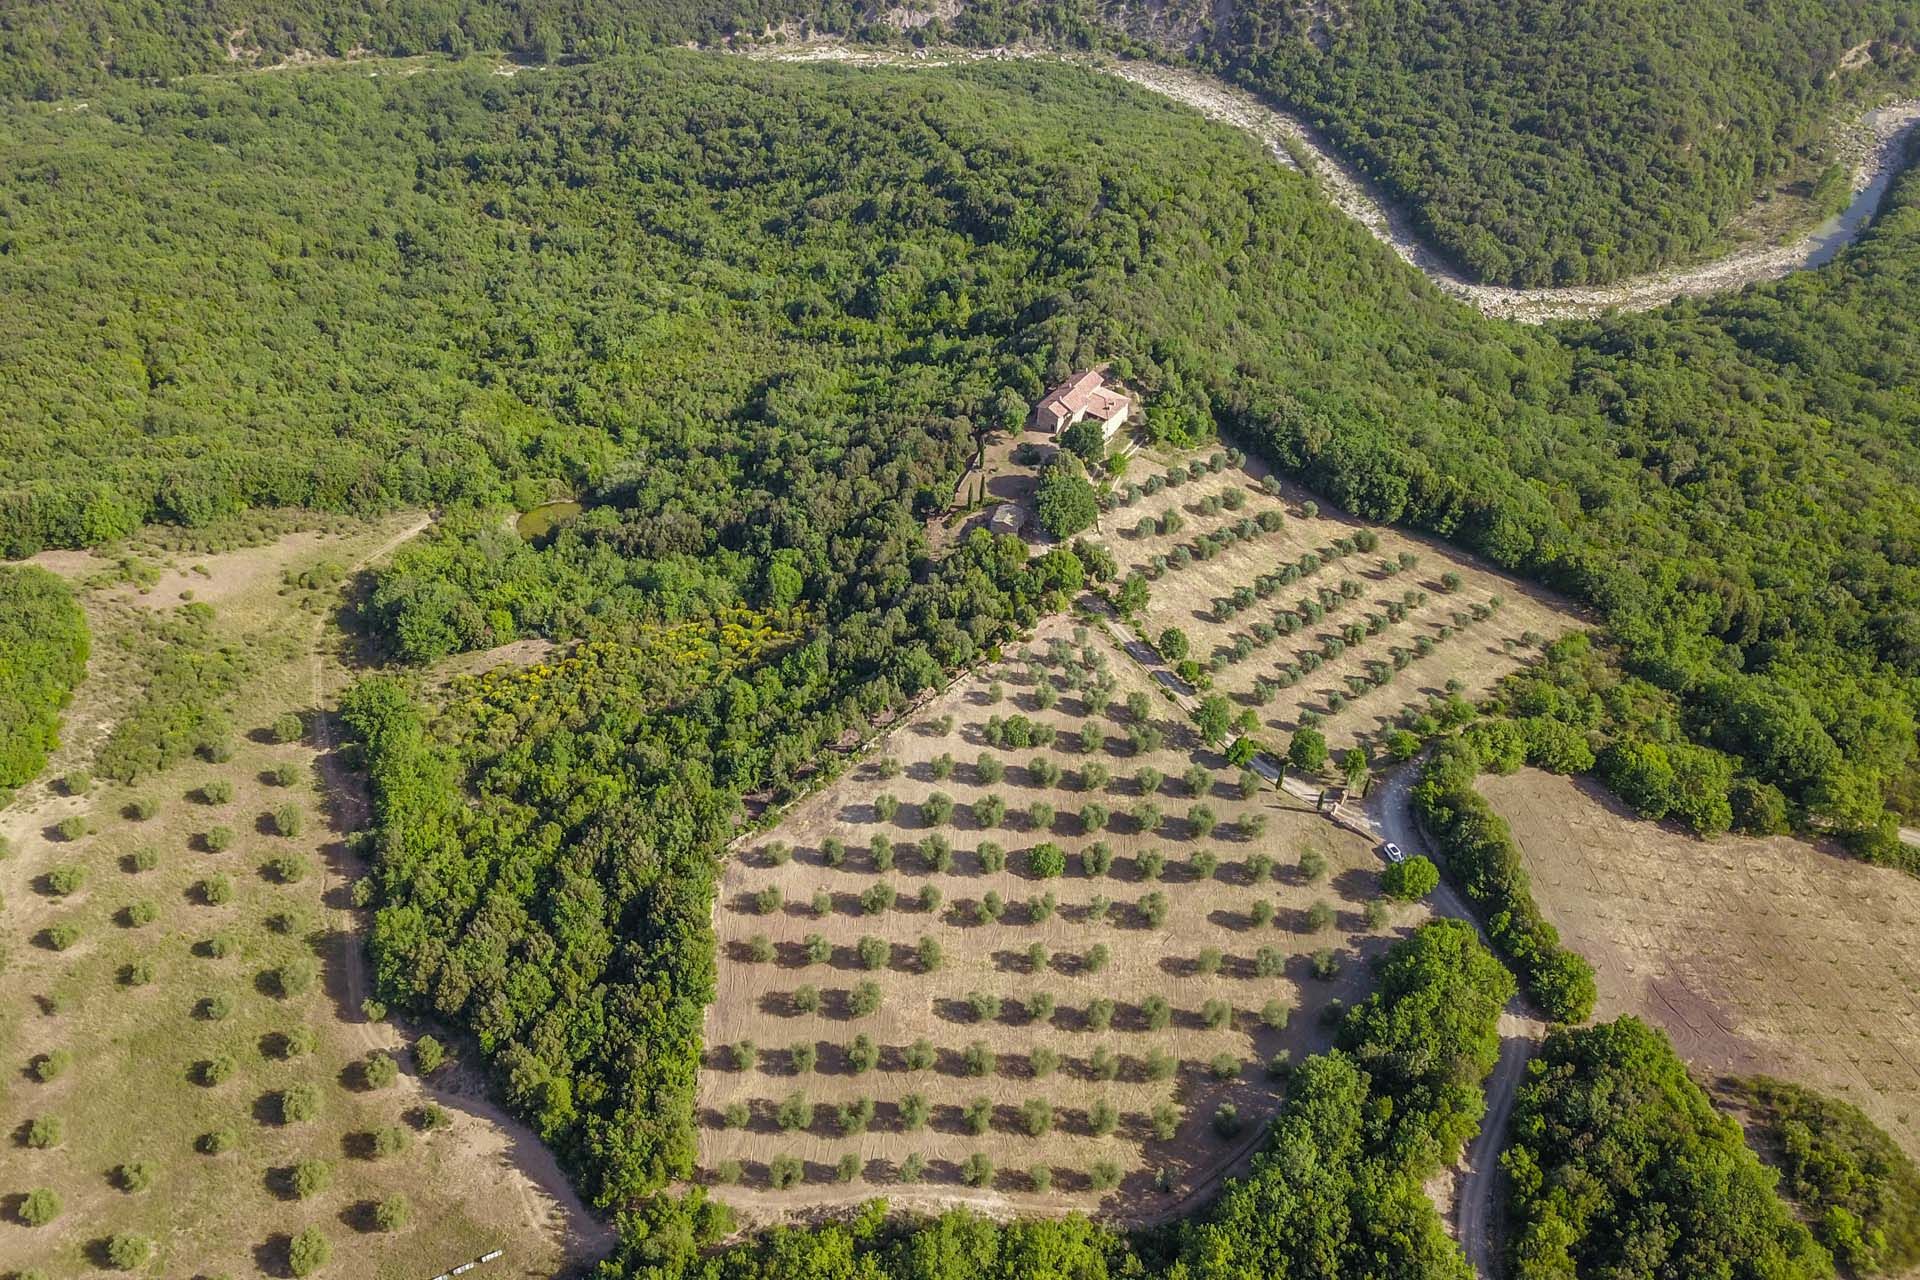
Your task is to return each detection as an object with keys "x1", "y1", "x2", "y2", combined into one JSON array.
[
  {"x1": 700, "y1": 613, "x2": 1431, "y2": 1220},
  {"x1": 1100, "y1": 448, "x2": 1577, "y2": 758},
  {"x1": 1485, "y1": 768, "x2": 1920, "y2": 1159},
  {"x1": 2, "y1": 516, "x2": 586, "y2": 1279}
]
